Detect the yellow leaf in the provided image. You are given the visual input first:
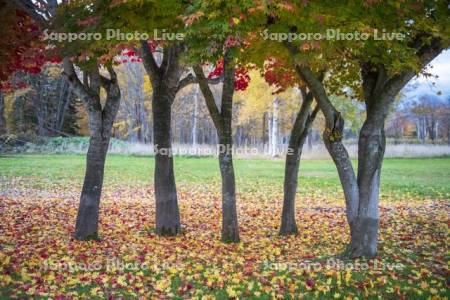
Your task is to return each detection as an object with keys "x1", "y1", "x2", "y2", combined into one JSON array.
[
  {"x1": 226, "y1": 286, "x2": 237, "y2": 298},
  {"x1": 90, "y1": 287, "x2": 100, "y2": 295},
  {"x1": 429, "y1": 288, "x2": 438, "y2": 295},
  {"x1": 420, "y1": 281, "x2": 428, "y2": 289},
  {"x1": 345, "y1": 270, "x2": 351, "y2": 285},
  {"x1": 117, "y1": 275, "x2": 127, "y2": 286}
]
